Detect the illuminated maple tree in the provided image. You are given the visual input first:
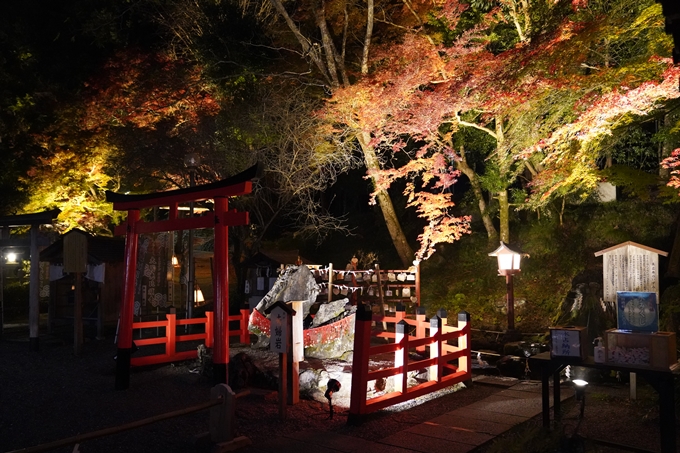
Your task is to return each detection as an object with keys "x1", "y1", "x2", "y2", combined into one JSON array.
[{"x1": 325, "y1": 0, "x2": 677, "y2": 255}]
